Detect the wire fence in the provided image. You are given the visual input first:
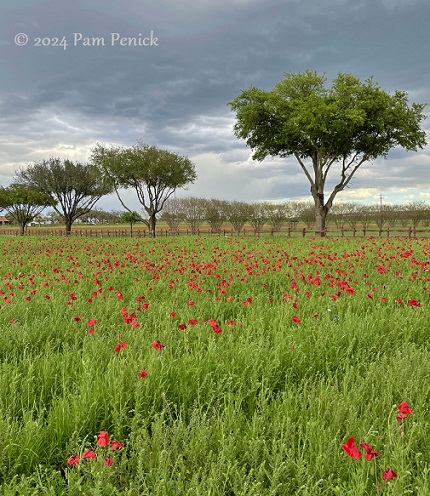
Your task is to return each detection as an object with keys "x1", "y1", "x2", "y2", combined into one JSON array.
[{"x1": 1, "y1": 226, "x2": 429, "y2": 238}]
